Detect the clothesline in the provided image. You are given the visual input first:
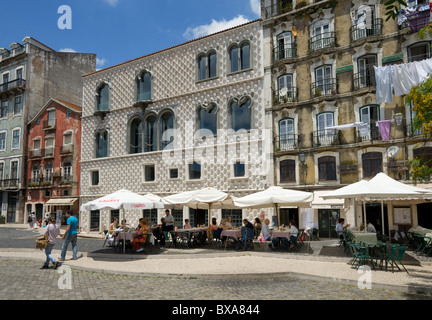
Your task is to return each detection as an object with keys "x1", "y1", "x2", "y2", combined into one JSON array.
[
  {"x1": 327, "y1": 119, "x2": 394, "y2": 141},
  {"x1": 374, "y1": 57, "x2": 432, "y2": 103}
]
